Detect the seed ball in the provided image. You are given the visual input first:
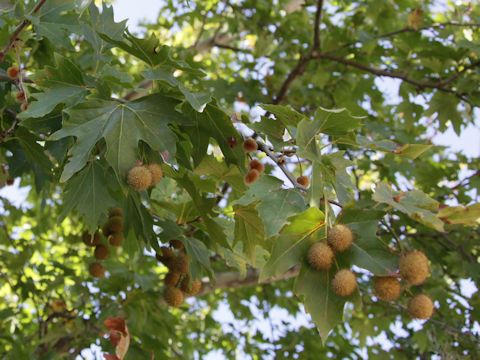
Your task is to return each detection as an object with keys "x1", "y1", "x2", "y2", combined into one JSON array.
[
  {"x1": 243, "y1": 138, "x2": 258, "y2": 152},
  {"x1": 327, "y1": 224, "x2": 354, "y2": 252},
  {"x1": 147, "y1": 163, "x2": 163, "y2": 186},
  {"x1": 109, "y1": 208, "x2": 123, "y2": 218},
  {"x1": 109, "y1": 233, "x2": 123, "y2": 247},
  {"x1": 307, "y1": 242, "x2": 334, "y2": 271},
  {"x1": 399, "y1": 250, "x2": 429, "y2": 285},
  {"x1": 103, "y1": 216, "x2": 123, "y2": 236},
  {"x1": 164, "y1": 272, "x2": 181, "y2": 286},
  {"x1": 408, "y1": 294, "x2": 434, "y2": 320},
  {"x1": 244, "y1": 169, "x2": 260, "y2": 185},
  {"x1": 297, "y1": 175, "x2": 309, "y2": 188},
  {"x1": 89, "y1": 262, "x2": 105, "y2": 278},
  {"x1": 15, "y1": 91, "x2": 25, "y2": 102},
  {"x1": 373, "y1": 276, "x2": 401, "y2": 301},
  {"x1": 169, "y1": 240, "x2": 184, "y2": 250},
  {"x1": 82, "y1": 231, "x2": 101, "y2": 247},
  {"x1": 332, "y1": 269, "x2": 357, "y2": 297},
  {"x1": 94, "y1": 244, "x2": 109, "y2": 260},
  {"x1": 163, "y1": 286, "x2": 184, "y2": 307},
  {"x1": 7, "y1": 66, "x2": 19, "y2": 79},
  {"x1": 181, "y1": 276, "x2": 202, "y2": 296},
  {"x1": 169, "y1": 254, "x2": 189, "y2": 274},
  {"x1": 127, "y1": 165, "x2": 152, "y2": 191},
  {"x1": 249, "y1": 159, "x2": 265, "y2": 173}
]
